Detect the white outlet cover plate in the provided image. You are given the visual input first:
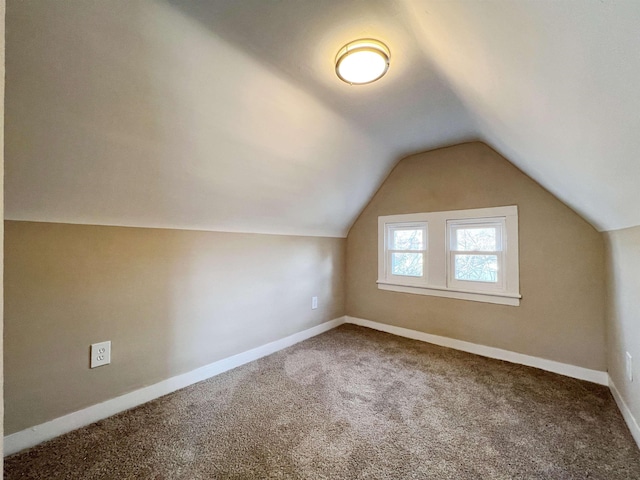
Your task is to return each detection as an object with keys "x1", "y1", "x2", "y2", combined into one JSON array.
[
  {"x1": 91, "y1": 341, "x2": 111, "y2": 368},
  {"x1": 626, "y1": 352, "x2": 633, "y2": 382},
  {"x1": 312, "y1": 296, "x2": 318, "y2": 309}
]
